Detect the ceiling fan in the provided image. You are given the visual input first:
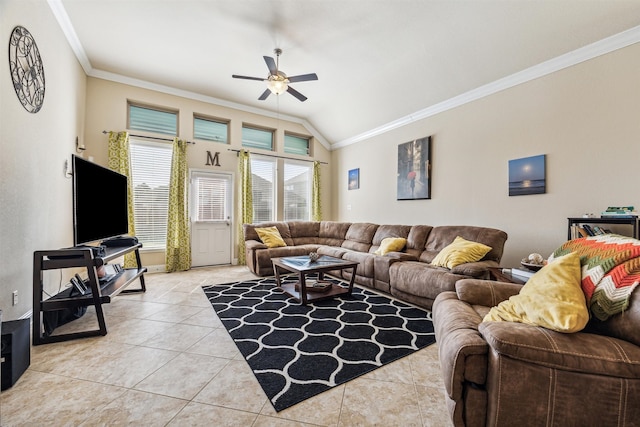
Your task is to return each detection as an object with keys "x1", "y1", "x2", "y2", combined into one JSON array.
[{"x1": 232, "y1": 48, "x2": 318, "y2": 102}]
